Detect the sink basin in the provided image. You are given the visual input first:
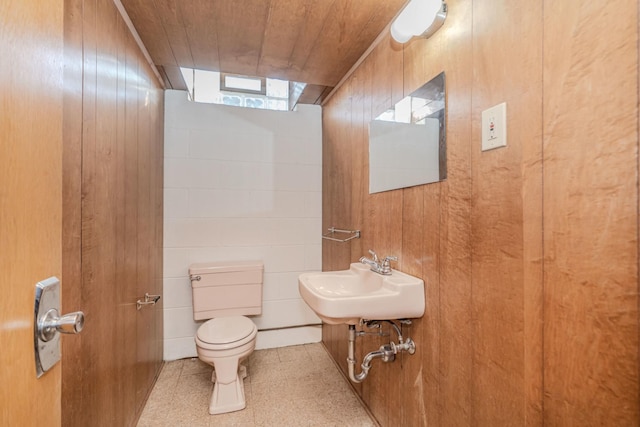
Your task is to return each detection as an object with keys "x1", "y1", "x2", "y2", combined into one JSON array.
[{"x1": 298, "y1": 262, "x2": 425, "y2": 325}]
